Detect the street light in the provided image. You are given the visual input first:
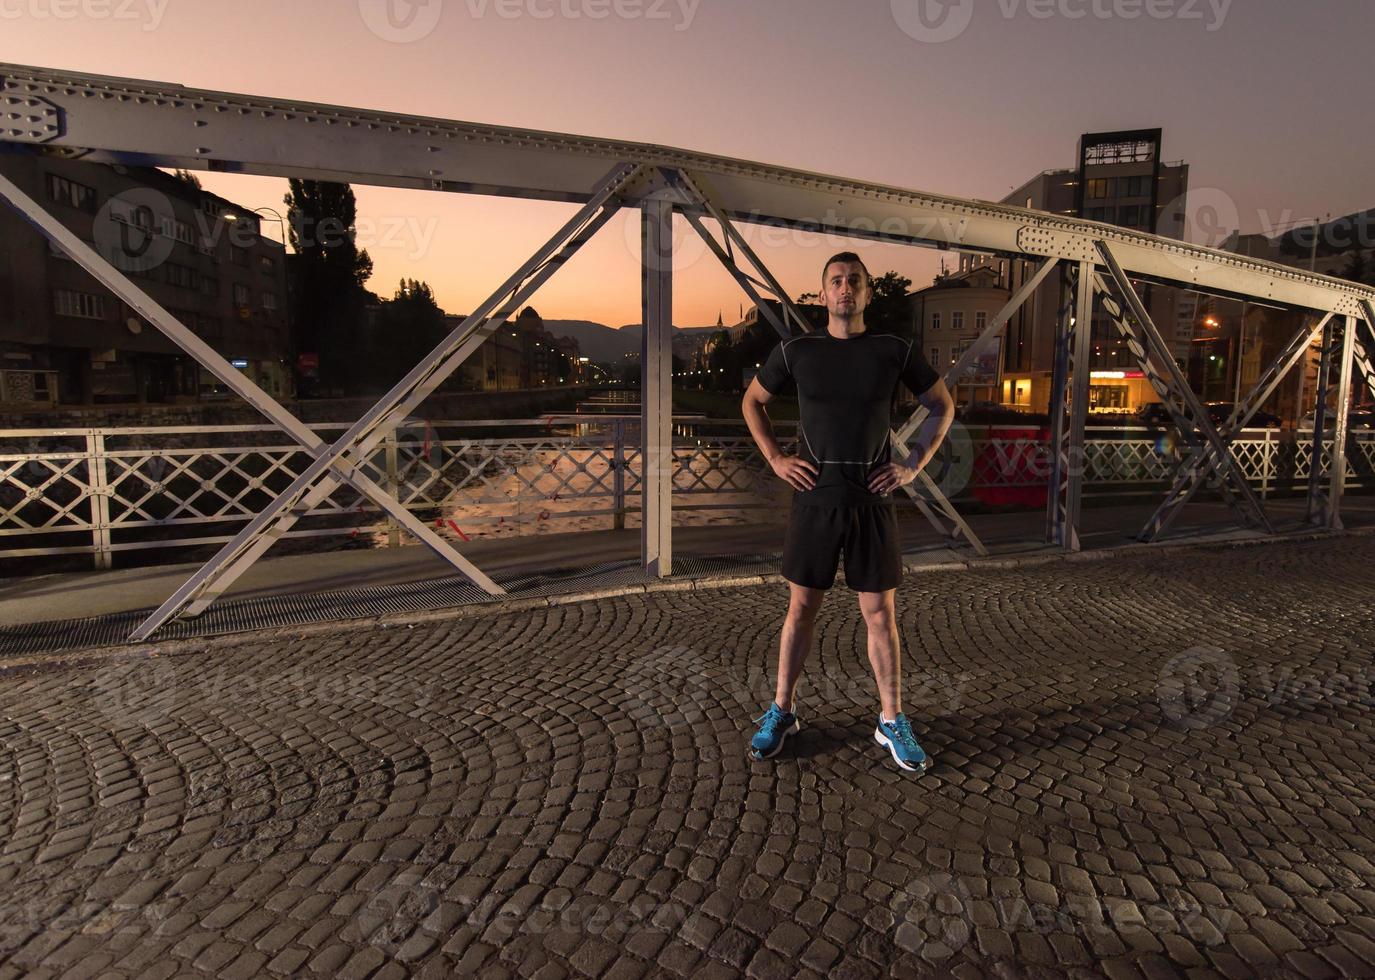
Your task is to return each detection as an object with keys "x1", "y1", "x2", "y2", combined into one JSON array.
[{"x1": 250, "y1": 206, "x2": 288, "y2": 247}]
